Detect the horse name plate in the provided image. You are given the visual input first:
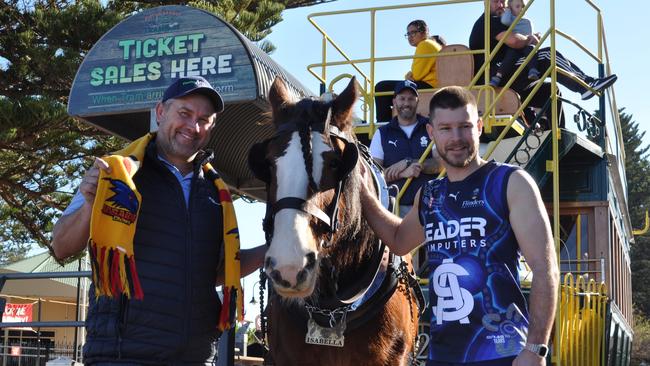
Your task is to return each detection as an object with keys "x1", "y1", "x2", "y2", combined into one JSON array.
[{"x1": 305, "y1": 319, "x2": 345, "y2": 347}]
